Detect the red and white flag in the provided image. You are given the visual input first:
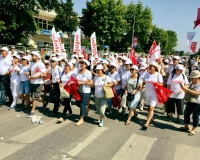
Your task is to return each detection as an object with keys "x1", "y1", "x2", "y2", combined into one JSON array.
[
  {"x1": 149, "y1": 41, "x2": 161, "y2": 62},
  {"x1": 90, "y1": 32, "x2": 98, "y2": 69},
  {"x1": 73, "y1": 29, "x2": 81, "y2": 55},
  {"x1": 191, "y1": 42, "x2": 197, "y2": 53},
  {"x1": 57, "y1": 32, "x2": 65, "y2": 53},
  {"x1": 194, "y1": 8, "x2": 200, "y2": 29},
  {"x1": 149, "y1": 40, "x2": 157, "y2": 54},
  {"x1": 52, "y1": 27, "x2": 61, "y2": 54},
  {"x1": 130, "y1": 46, "x2": 137, "y2": 65}
]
